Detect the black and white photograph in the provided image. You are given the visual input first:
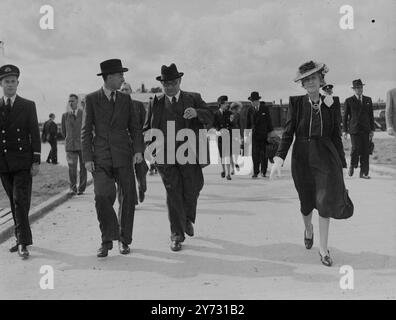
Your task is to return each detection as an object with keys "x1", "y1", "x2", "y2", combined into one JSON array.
[{"x1": 0, "y1": 0, "x2": 395, "y2": 305}]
